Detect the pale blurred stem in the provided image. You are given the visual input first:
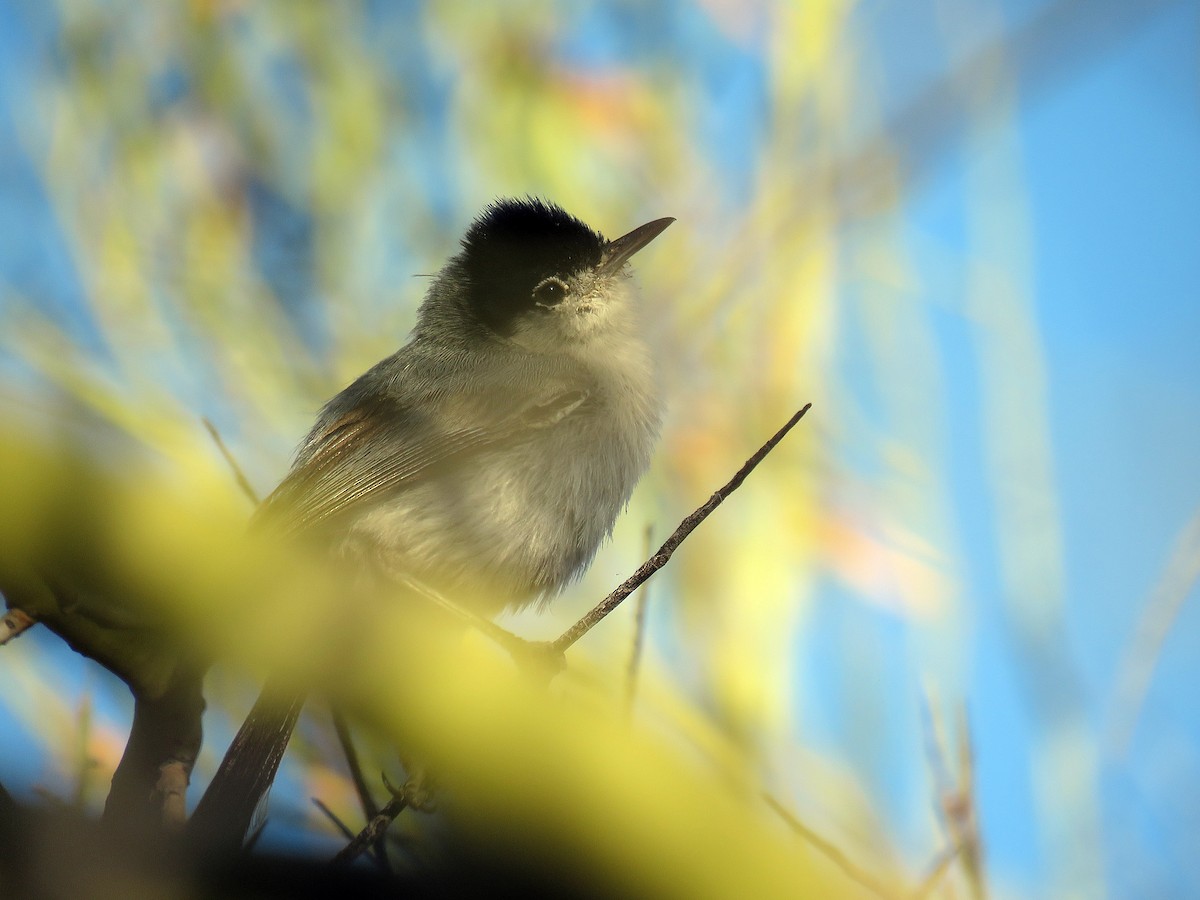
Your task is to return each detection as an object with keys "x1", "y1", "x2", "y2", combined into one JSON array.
[
  {"x1": 763, "y1": 793, "x2": 893, "y2": 899},
  {"x1": 103, "y1": 662, "x2": 206, "y2": 837},
  {"x1": 1109, "y1": 509, "x2": 1200, "y2": 752},
  {"x1": 0, "y1": 608, "x2": 36, "y2": 645},
  {"x1": 550, "y1": 404, "x2": 812, "y2": 654},
  {"x1": 624, "y1": 525, "x2": 654, "y2": 713},
  {"x1": 202, "y1": 417, "x2": 261, "y2": 505}
]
